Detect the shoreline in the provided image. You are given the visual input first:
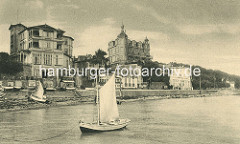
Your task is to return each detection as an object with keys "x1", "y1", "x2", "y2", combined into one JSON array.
[
  {"x1": 1, "y1": 89, "x2": 238, "y2": 113},
  {"x1": 0, "y1": 89, "x2": 226, "y2": 113}
]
